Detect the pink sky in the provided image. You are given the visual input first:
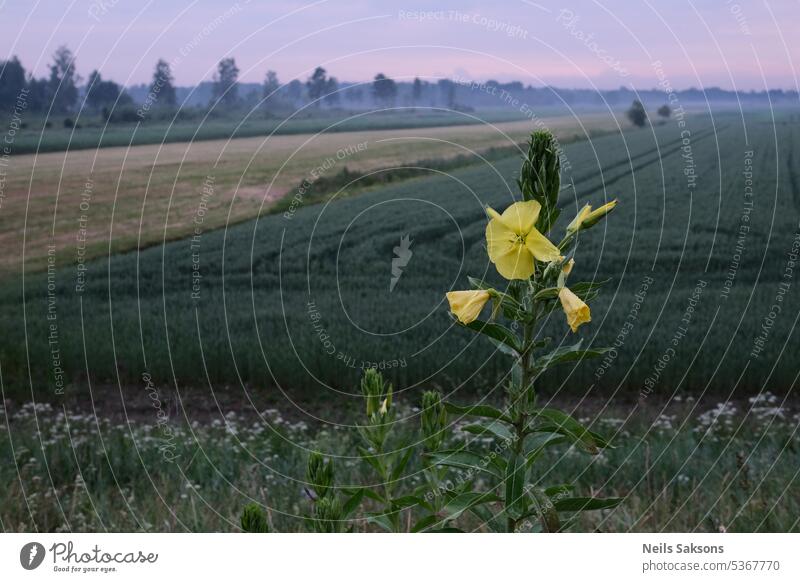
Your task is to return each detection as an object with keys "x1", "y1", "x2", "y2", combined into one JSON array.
[{"x1": 1, "y1": 0, "x2": 798, "y2": 91}]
